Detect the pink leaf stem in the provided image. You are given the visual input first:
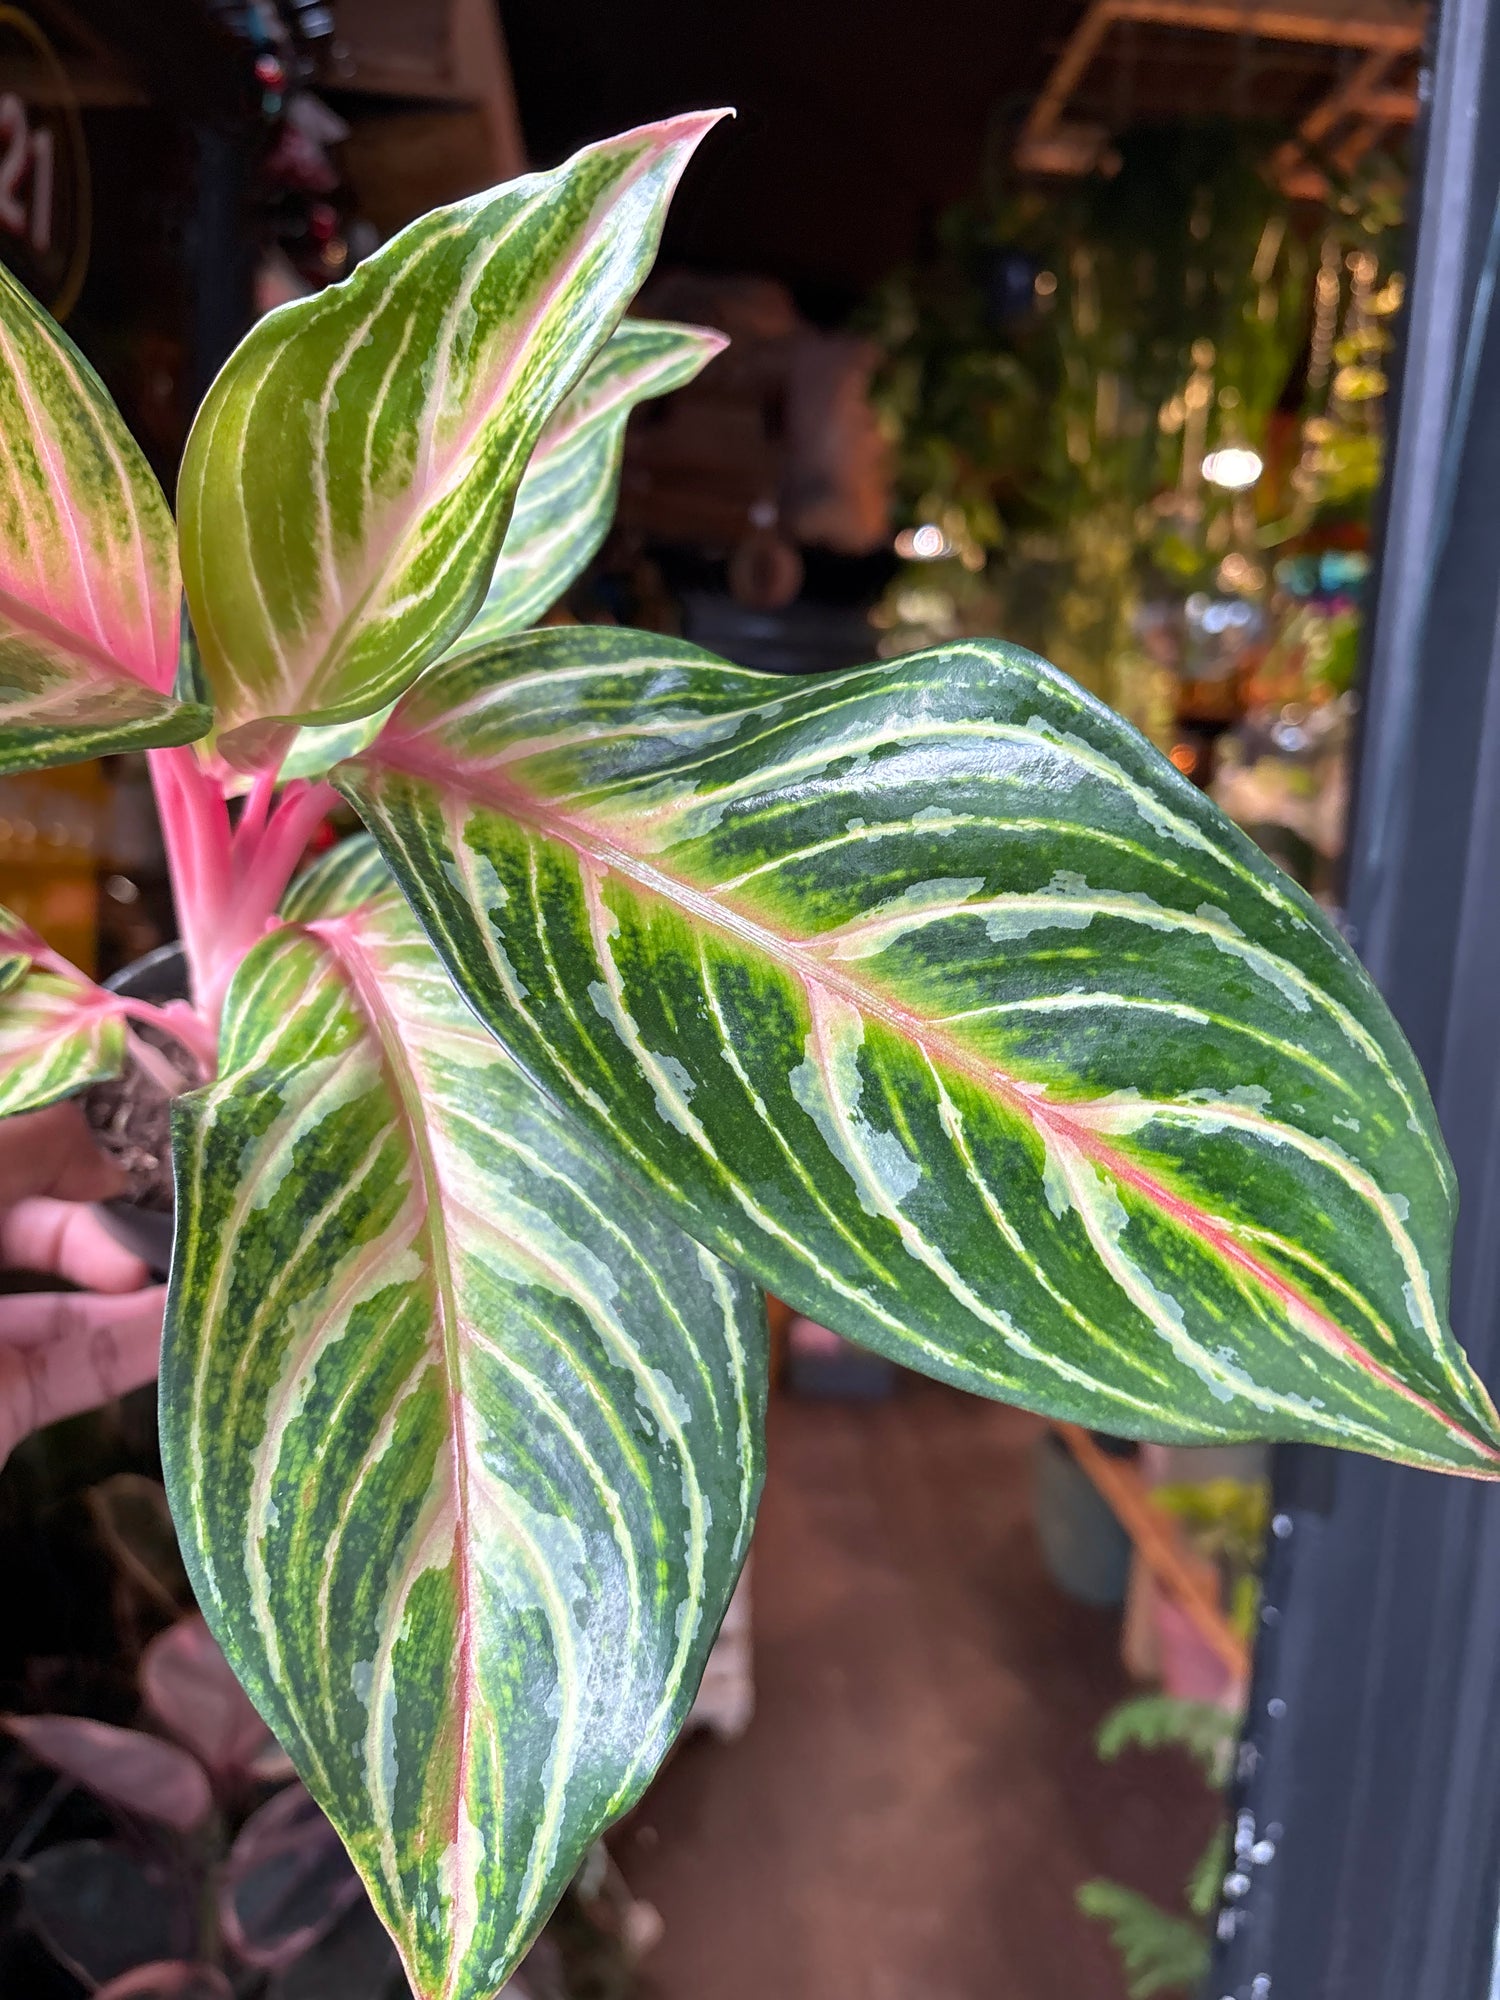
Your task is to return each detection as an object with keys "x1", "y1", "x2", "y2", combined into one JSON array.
[
  {"x1": 130, "y1": 1000, "x2": 218, "y2": 1076},
  {"x1": 232, "y1": 768, "x2": 277, "y2": 859},
  {"x1": 235, "y1": 780, "x2": 338, "y2": 919},
  {"x1": 123, "y1": 1027, "x2": 187, "y2": 1098},
  {"x1": 193, "y1": 779, "x2": 338, "y2": 1027},
  {"x1": 148, "y1": 748, "x2": 234, "y2": 1015}
]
